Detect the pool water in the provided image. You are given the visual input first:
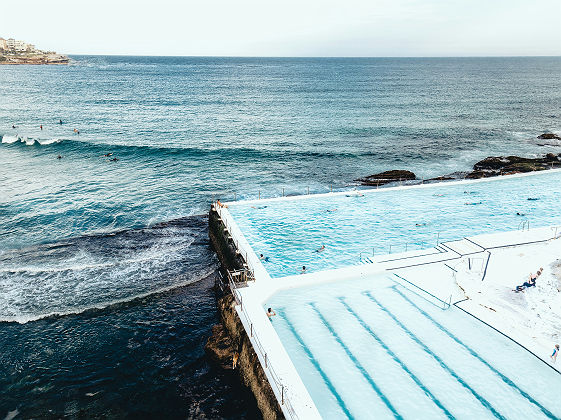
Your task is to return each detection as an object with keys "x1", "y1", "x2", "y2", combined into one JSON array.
[
  {"x1": 228, "y1": 171, "x2": 561, "y2": 277},
  {"x1": 268, "y1": 275, "x2": 561, "y2": 419}
]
